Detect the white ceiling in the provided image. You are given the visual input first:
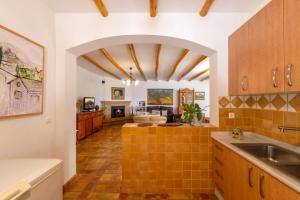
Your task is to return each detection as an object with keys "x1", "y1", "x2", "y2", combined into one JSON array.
[
  {"x1": 77, "y1": 44, "x2": 210, "y2": 82},
  {"x1": 41, "y1": 0, "x2": 266, "y2": 13}
]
